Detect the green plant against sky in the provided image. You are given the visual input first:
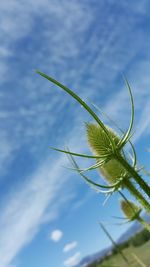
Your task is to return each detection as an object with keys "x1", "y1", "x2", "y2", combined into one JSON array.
[{"x1": 36, "y1": 70, "x2": 150, "y2": 228}]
